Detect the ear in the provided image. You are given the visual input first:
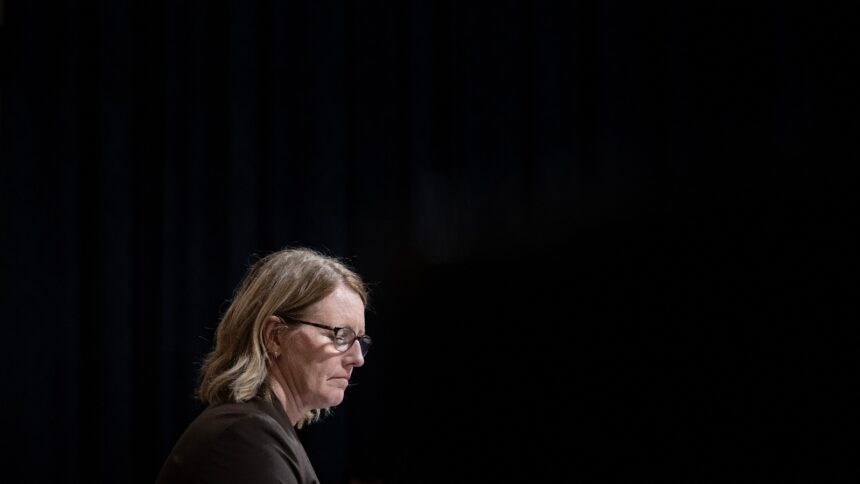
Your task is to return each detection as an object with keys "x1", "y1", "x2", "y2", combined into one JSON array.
[{"x1": 263, "y1": 315, "x2": 284, "y2": 356}]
